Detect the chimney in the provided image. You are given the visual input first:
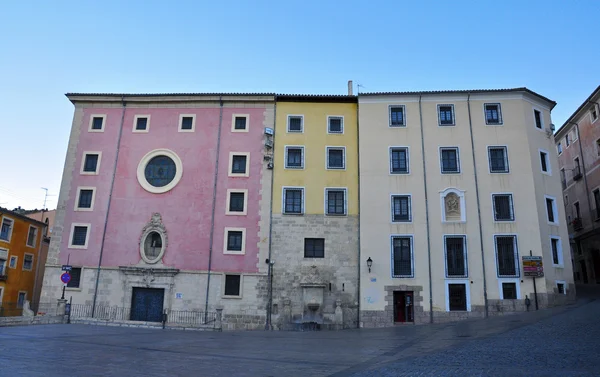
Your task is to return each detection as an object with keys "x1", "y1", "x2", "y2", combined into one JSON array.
[{"x1": 347, "y1": 80, "x2": 353, "y2": 96}]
